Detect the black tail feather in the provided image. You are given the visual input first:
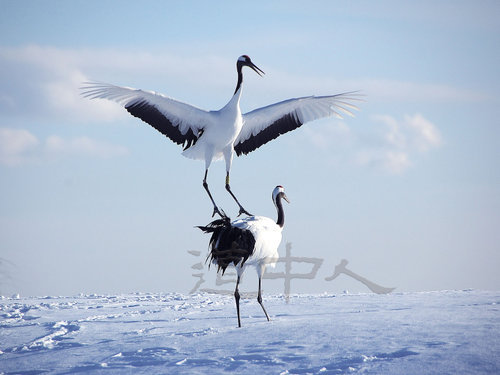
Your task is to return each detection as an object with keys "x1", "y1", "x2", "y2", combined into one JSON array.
[{"x1": 198, "y1": 216, "x2": 255, "y2": 275}]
